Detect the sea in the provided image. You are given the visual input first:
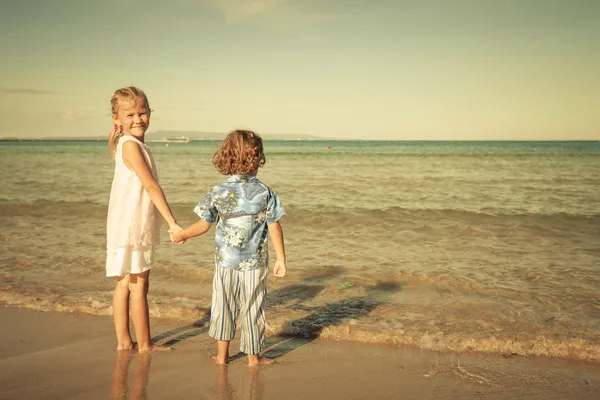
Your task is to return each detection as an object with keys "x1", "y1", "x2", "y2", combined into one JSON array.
[{"x1": 1, "y1": 140, "x2": 599, "y2": 361}]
